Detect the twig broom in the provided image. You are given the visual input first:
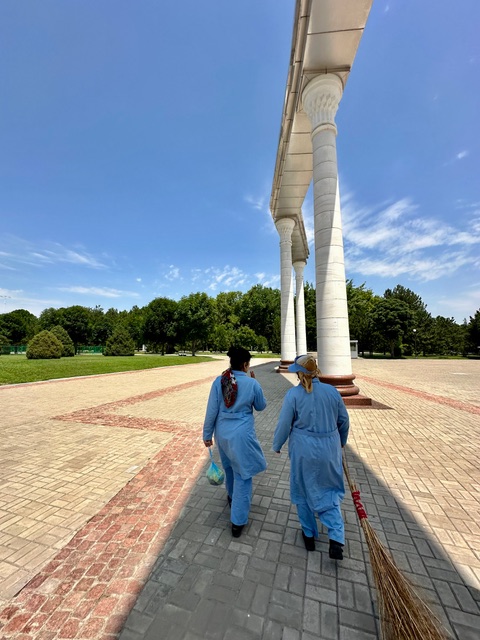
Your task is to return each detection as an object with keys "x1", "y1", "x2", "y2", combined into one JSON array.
[{"x1": 342, "y1": 451, "x2": 450, "y2": 640}]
